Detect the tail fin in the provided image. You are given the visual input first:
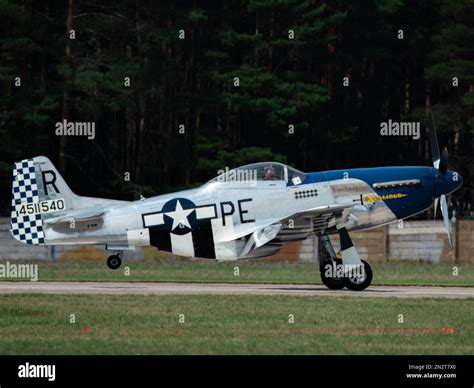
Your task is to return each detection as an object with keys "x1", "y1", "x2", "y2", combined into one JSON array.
[
  {"x1": 10, "y1": 156, "x2": 75, "y2": 245},
  {"x1": 11, "y1": 156, "x2": 127, "y2": 245}
]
